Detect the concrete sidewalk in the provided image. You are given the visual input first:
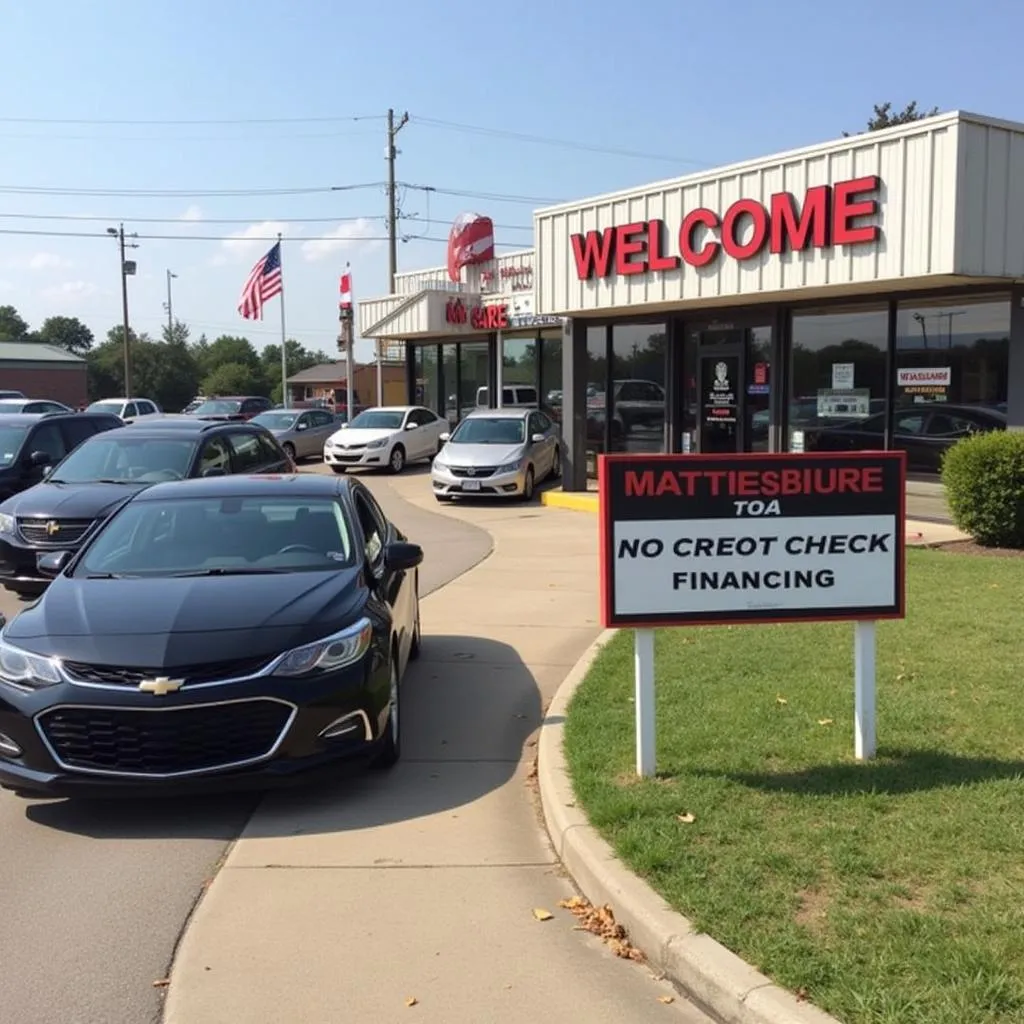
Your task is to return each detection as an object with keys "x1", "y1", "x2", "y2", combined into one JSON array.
[{"x1": 166, "y1": 477, "x2": 711, "y2": 1023}]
